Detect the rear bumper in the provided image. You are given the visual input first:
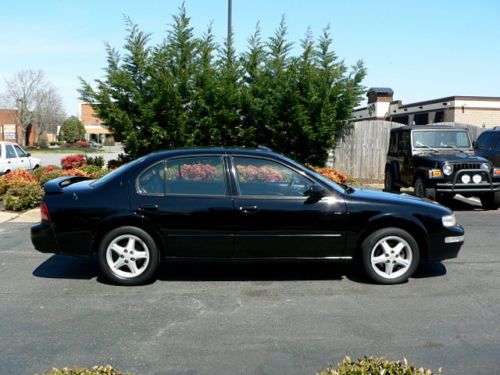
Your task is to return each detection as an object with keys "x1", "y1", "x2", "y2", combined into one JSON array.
[
  {"x1": 31, "y1": 222, "x2": 59, "y2": 254},
  {"x1": 427, "y1": 225, "x2": 464, "y2": 261}
]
